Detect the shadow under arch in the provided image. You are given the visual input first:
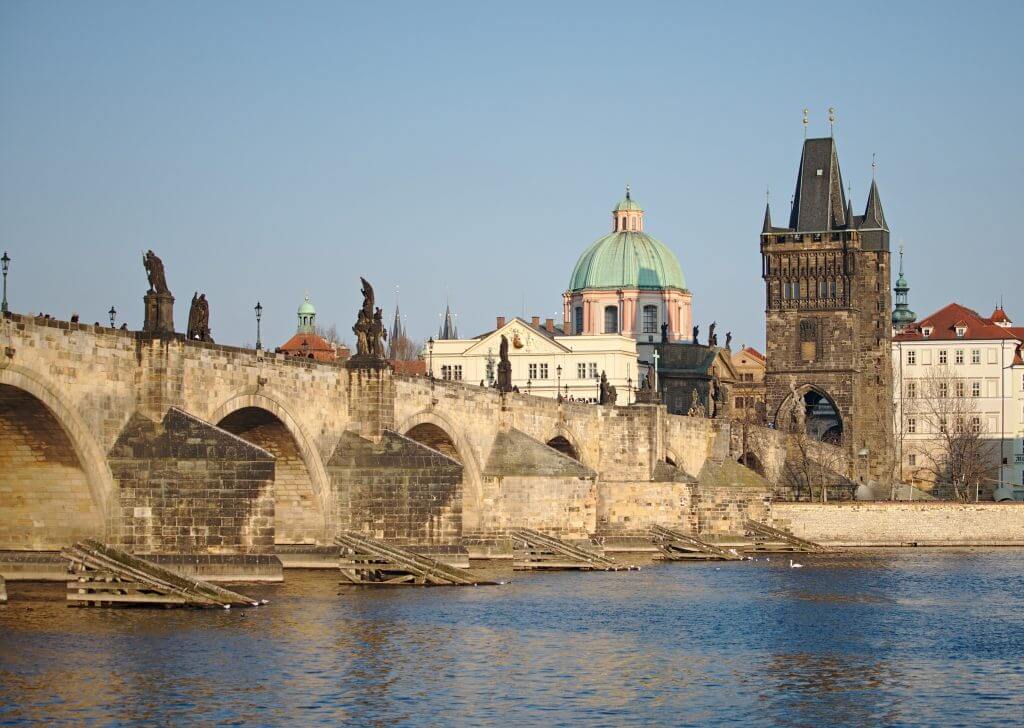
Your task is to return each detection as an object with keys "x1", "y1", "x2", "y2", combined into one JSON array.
[
  {"x1": 209, "y1": 390, "x2": 332, "y2": 543},
  {"x1": 543, "y1": 425, "x2": 585, "y2": 465},
  {"x1": 397, "y1": 409, "x2": 484, "y2": 533},
  {"x1": 773, "y1": 384, "x2": 844, "y2": 444},
  {"x1": 0, "y1": 365, "x2": 116, "y2": 528}
]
